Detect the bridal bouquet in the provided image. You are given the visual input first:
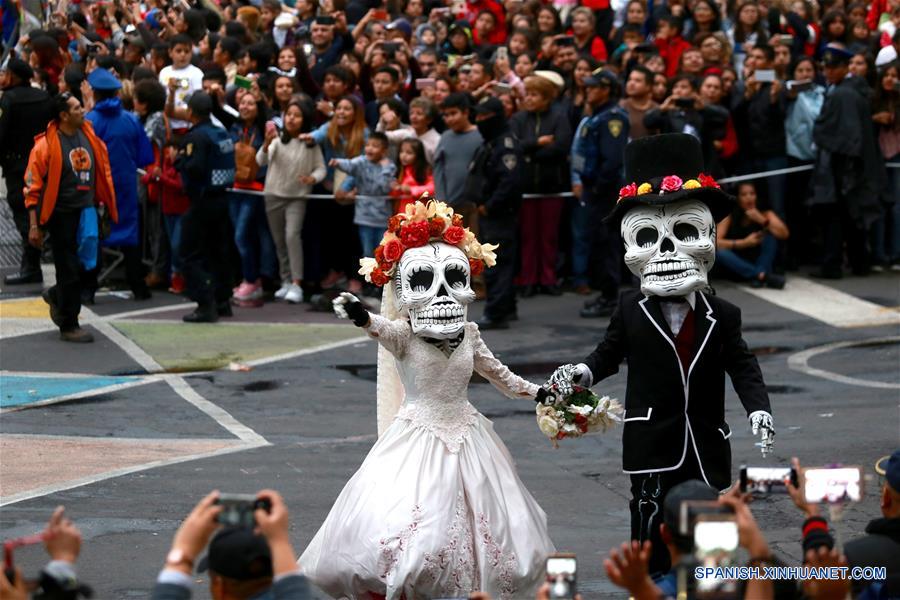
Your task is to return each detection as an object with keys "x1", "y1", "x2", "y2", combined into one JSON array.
[{"x1": 535, "y1": 387, "x2": 623, "y2": 447}]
